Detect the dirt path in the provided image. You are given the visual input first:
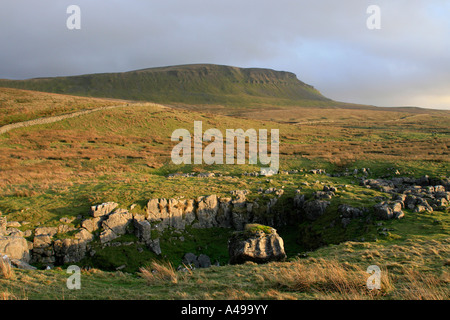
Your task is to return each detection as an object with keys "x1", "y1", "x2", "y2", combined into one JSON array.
[{"x1": 0, "y1": 103, "x2": 162, "y2": 135}]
